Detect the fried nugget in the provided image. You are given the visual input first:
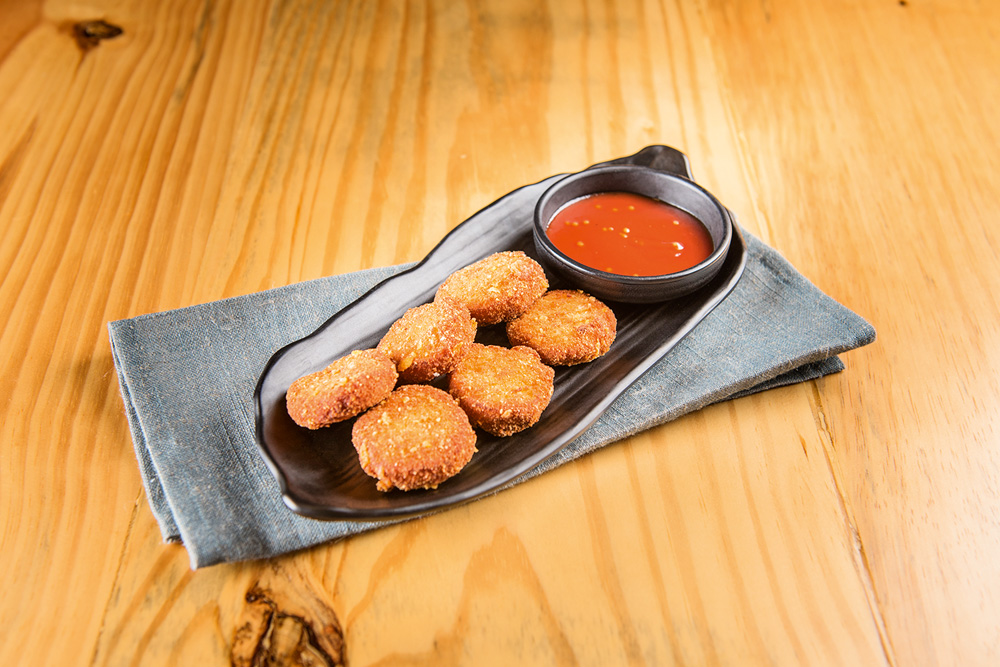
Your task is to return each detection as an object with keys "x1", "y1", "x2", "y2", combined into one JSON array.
[
  {"x1": 351, "y1": 385, "x2": 477, "y2": 492},
  {"x1": 435, "y1": 251, "x2": 548, "y2": 325},
  {"x1": 376, "y1": 300, "x2": 477, "y2": 383},
  {"x1": 286, "y1": 349, "x2": 398, "y2": 429},
  {"x1": 448, "y1": 344, "x2": 555, "y2": 436},
  {"x1": 506, "y1": 290, "x2": 617, "y2": 365}
]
